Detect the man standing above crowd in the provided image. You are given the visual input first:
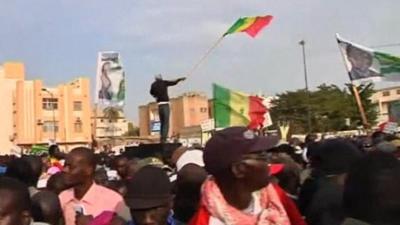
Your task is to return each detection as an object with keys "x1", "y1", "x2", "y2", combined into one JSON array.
[
  {"x1": 150, "y1": 74, "x2": 186, "y2": 143},
  {"x1": 59, "y1": 147, "x2": 129, "y2": 225}
]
